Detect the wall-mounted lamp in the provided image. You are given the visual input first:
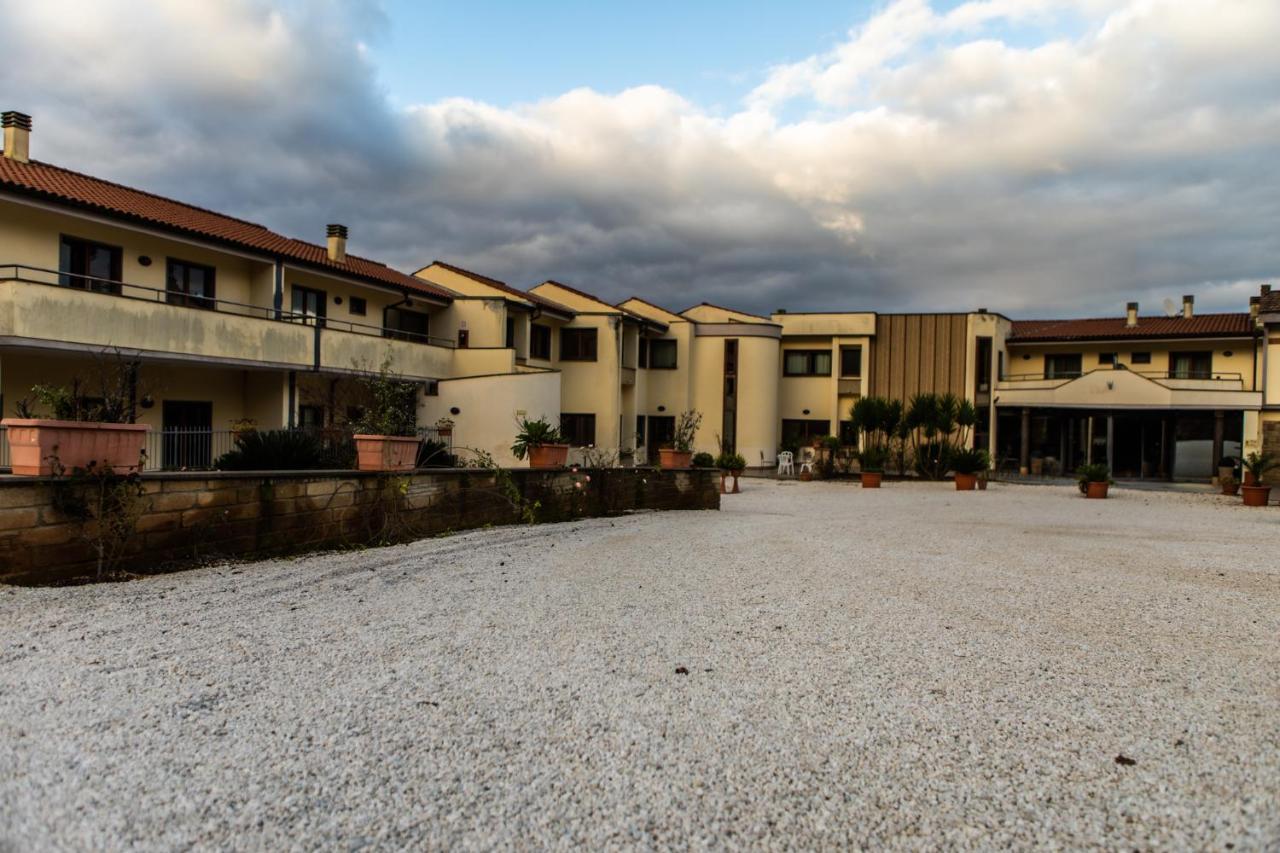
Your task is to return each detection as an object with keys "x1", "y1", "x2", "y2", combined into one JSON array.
[
  {"x1": 138, "y1": 256, "x2": 152, "y2": 267},
  {"x1": 449, "y1": 406, "x2": 461, "y2": 416},
  {"x1": 657, "y1": 405, "x2": 666, "y2": 412}
]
